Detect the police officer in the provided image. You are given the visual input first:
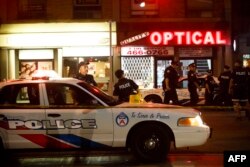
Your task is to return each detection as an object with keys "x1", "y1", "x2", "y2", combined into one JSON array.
[
  {"x1": 205, "y1": 70, "x2": 216, "y2": 105},
  {"x1": 245, "y1": 59, "x2": 250, "y2": 119},
  {"x1": 113, "y1": 69, "x2": 139, "y2": 102},
  {"x1": 218, "y1": 65, "x2": 232, "y2": 106},
  {"x1": 229, "y1": 60, "x2": 248, "y2": 119},
  {"x1": 162, "y1": 60, "x2": 180, "y2": 104},
  {"x1": 187, "y1": 63, "x2": 201, "y2": 105},
  {"x1": 74, "y1": 61, "x2": 97, "y2": 86}
]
